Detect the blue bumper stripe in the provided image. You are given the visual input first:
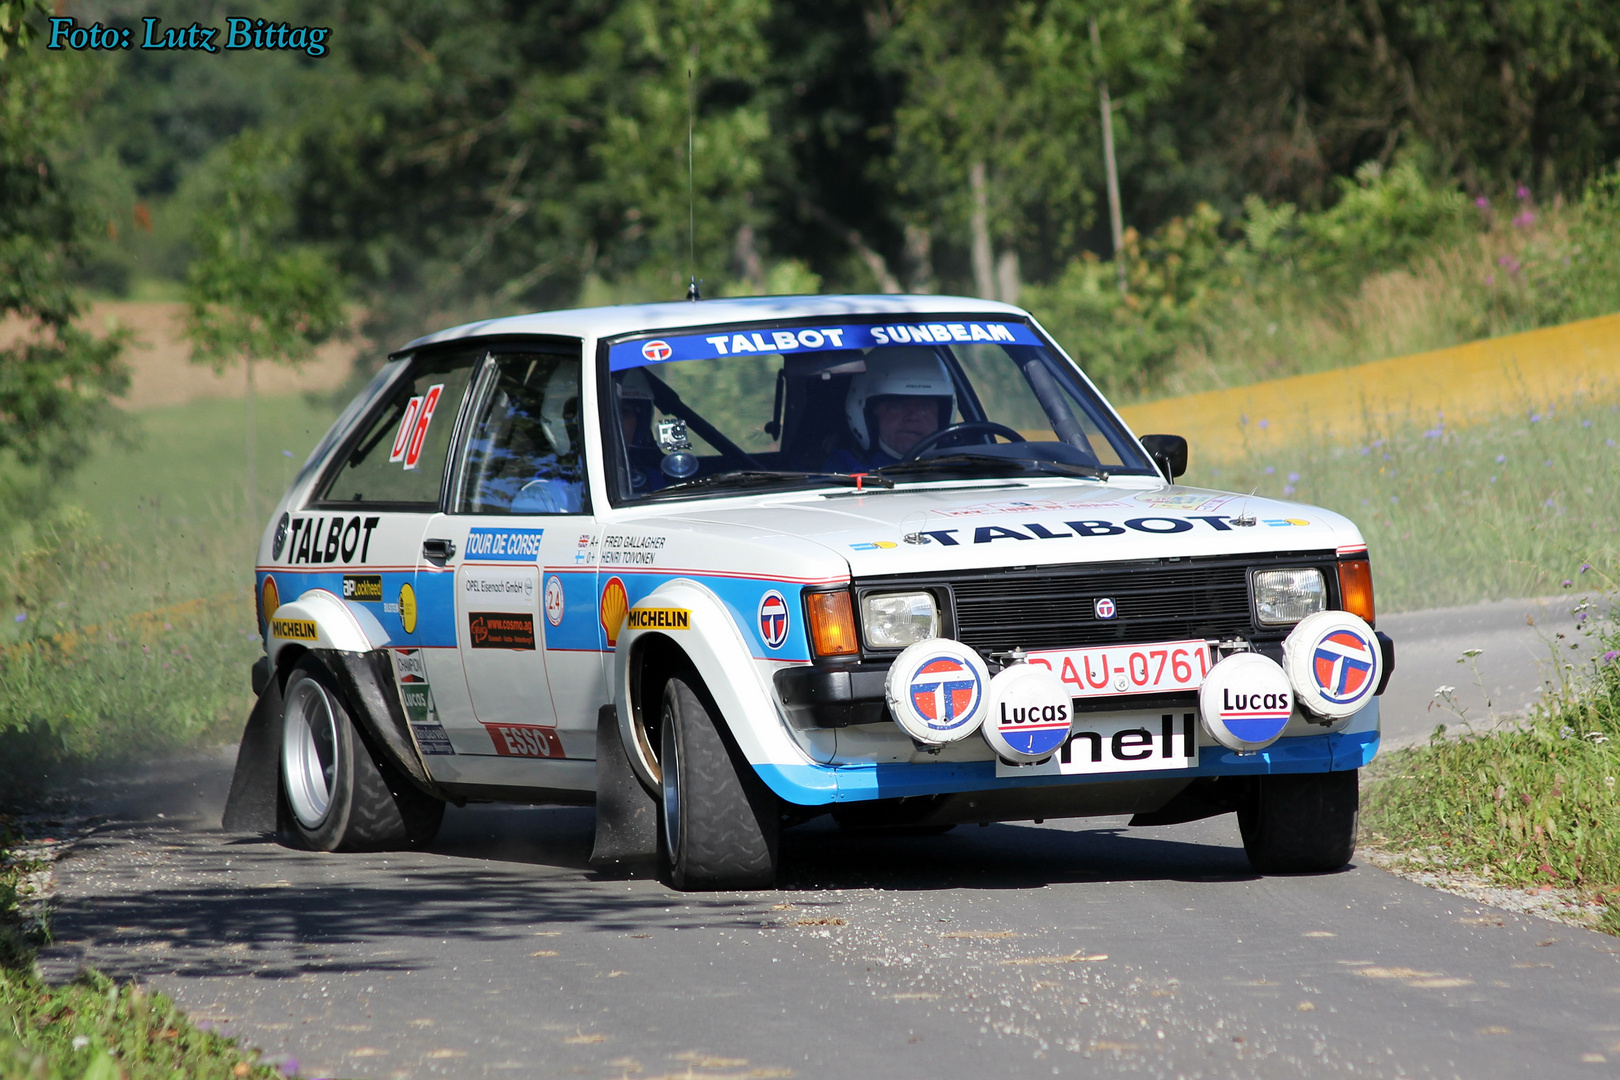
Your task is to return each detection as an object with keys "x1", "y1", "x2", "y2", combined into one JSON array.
[{"x1": 755, "y1": 730, "x2": 1380, "y2": 806}]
